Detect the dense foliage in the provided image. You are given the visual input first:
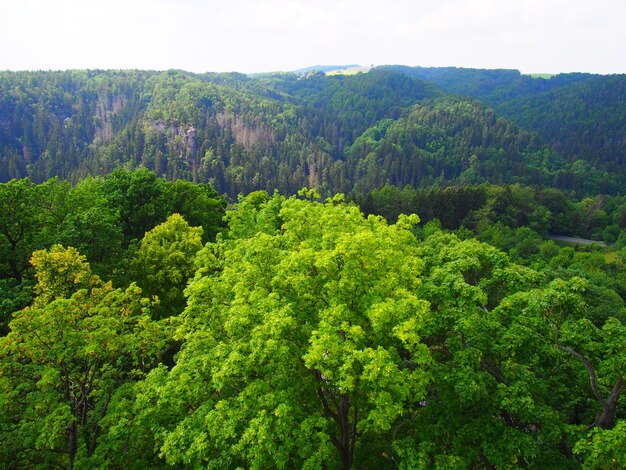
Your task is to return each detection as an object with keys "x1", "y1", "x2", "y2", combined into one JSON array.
[
  {"x1": 357, "y1": 184, "x2": 626, "y2": 244},
  {"x1": 0, "y1": 69, "x2": 439, "y2": 195},
  {"x1": 0, "y1": 173, "x2": 624, "y2": 468},
  {"x1": 381, "y1": 65, "x2": 626, "y2": 191},
  {"x1": 346, "y1": 97, "x2": 556, "y2": 192},
  {"x1": 0, "y1": 64, "x2": 624, "y2": 467},
  {"x1": 0, "y1": 169, "x2": 225, "y2": 334},
  {"x1": 1, "y1": 68, "x2": 624, "y2": 196}
]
